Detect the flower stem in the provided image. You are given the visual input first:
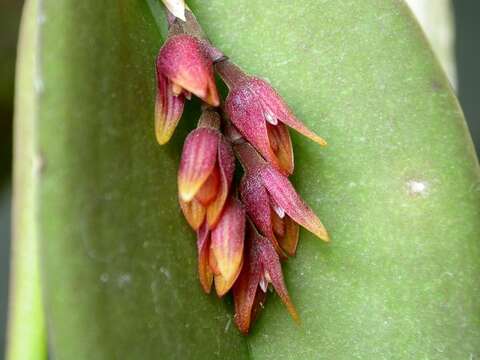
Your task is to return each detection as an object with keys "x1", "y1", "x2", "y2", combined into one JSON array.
[
  {"x1": 214, "y1": 60, "x2": 248, "y2": 89},
  {"x1": 234, "y1": 142, "x2": 265, "y2": 172}
]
